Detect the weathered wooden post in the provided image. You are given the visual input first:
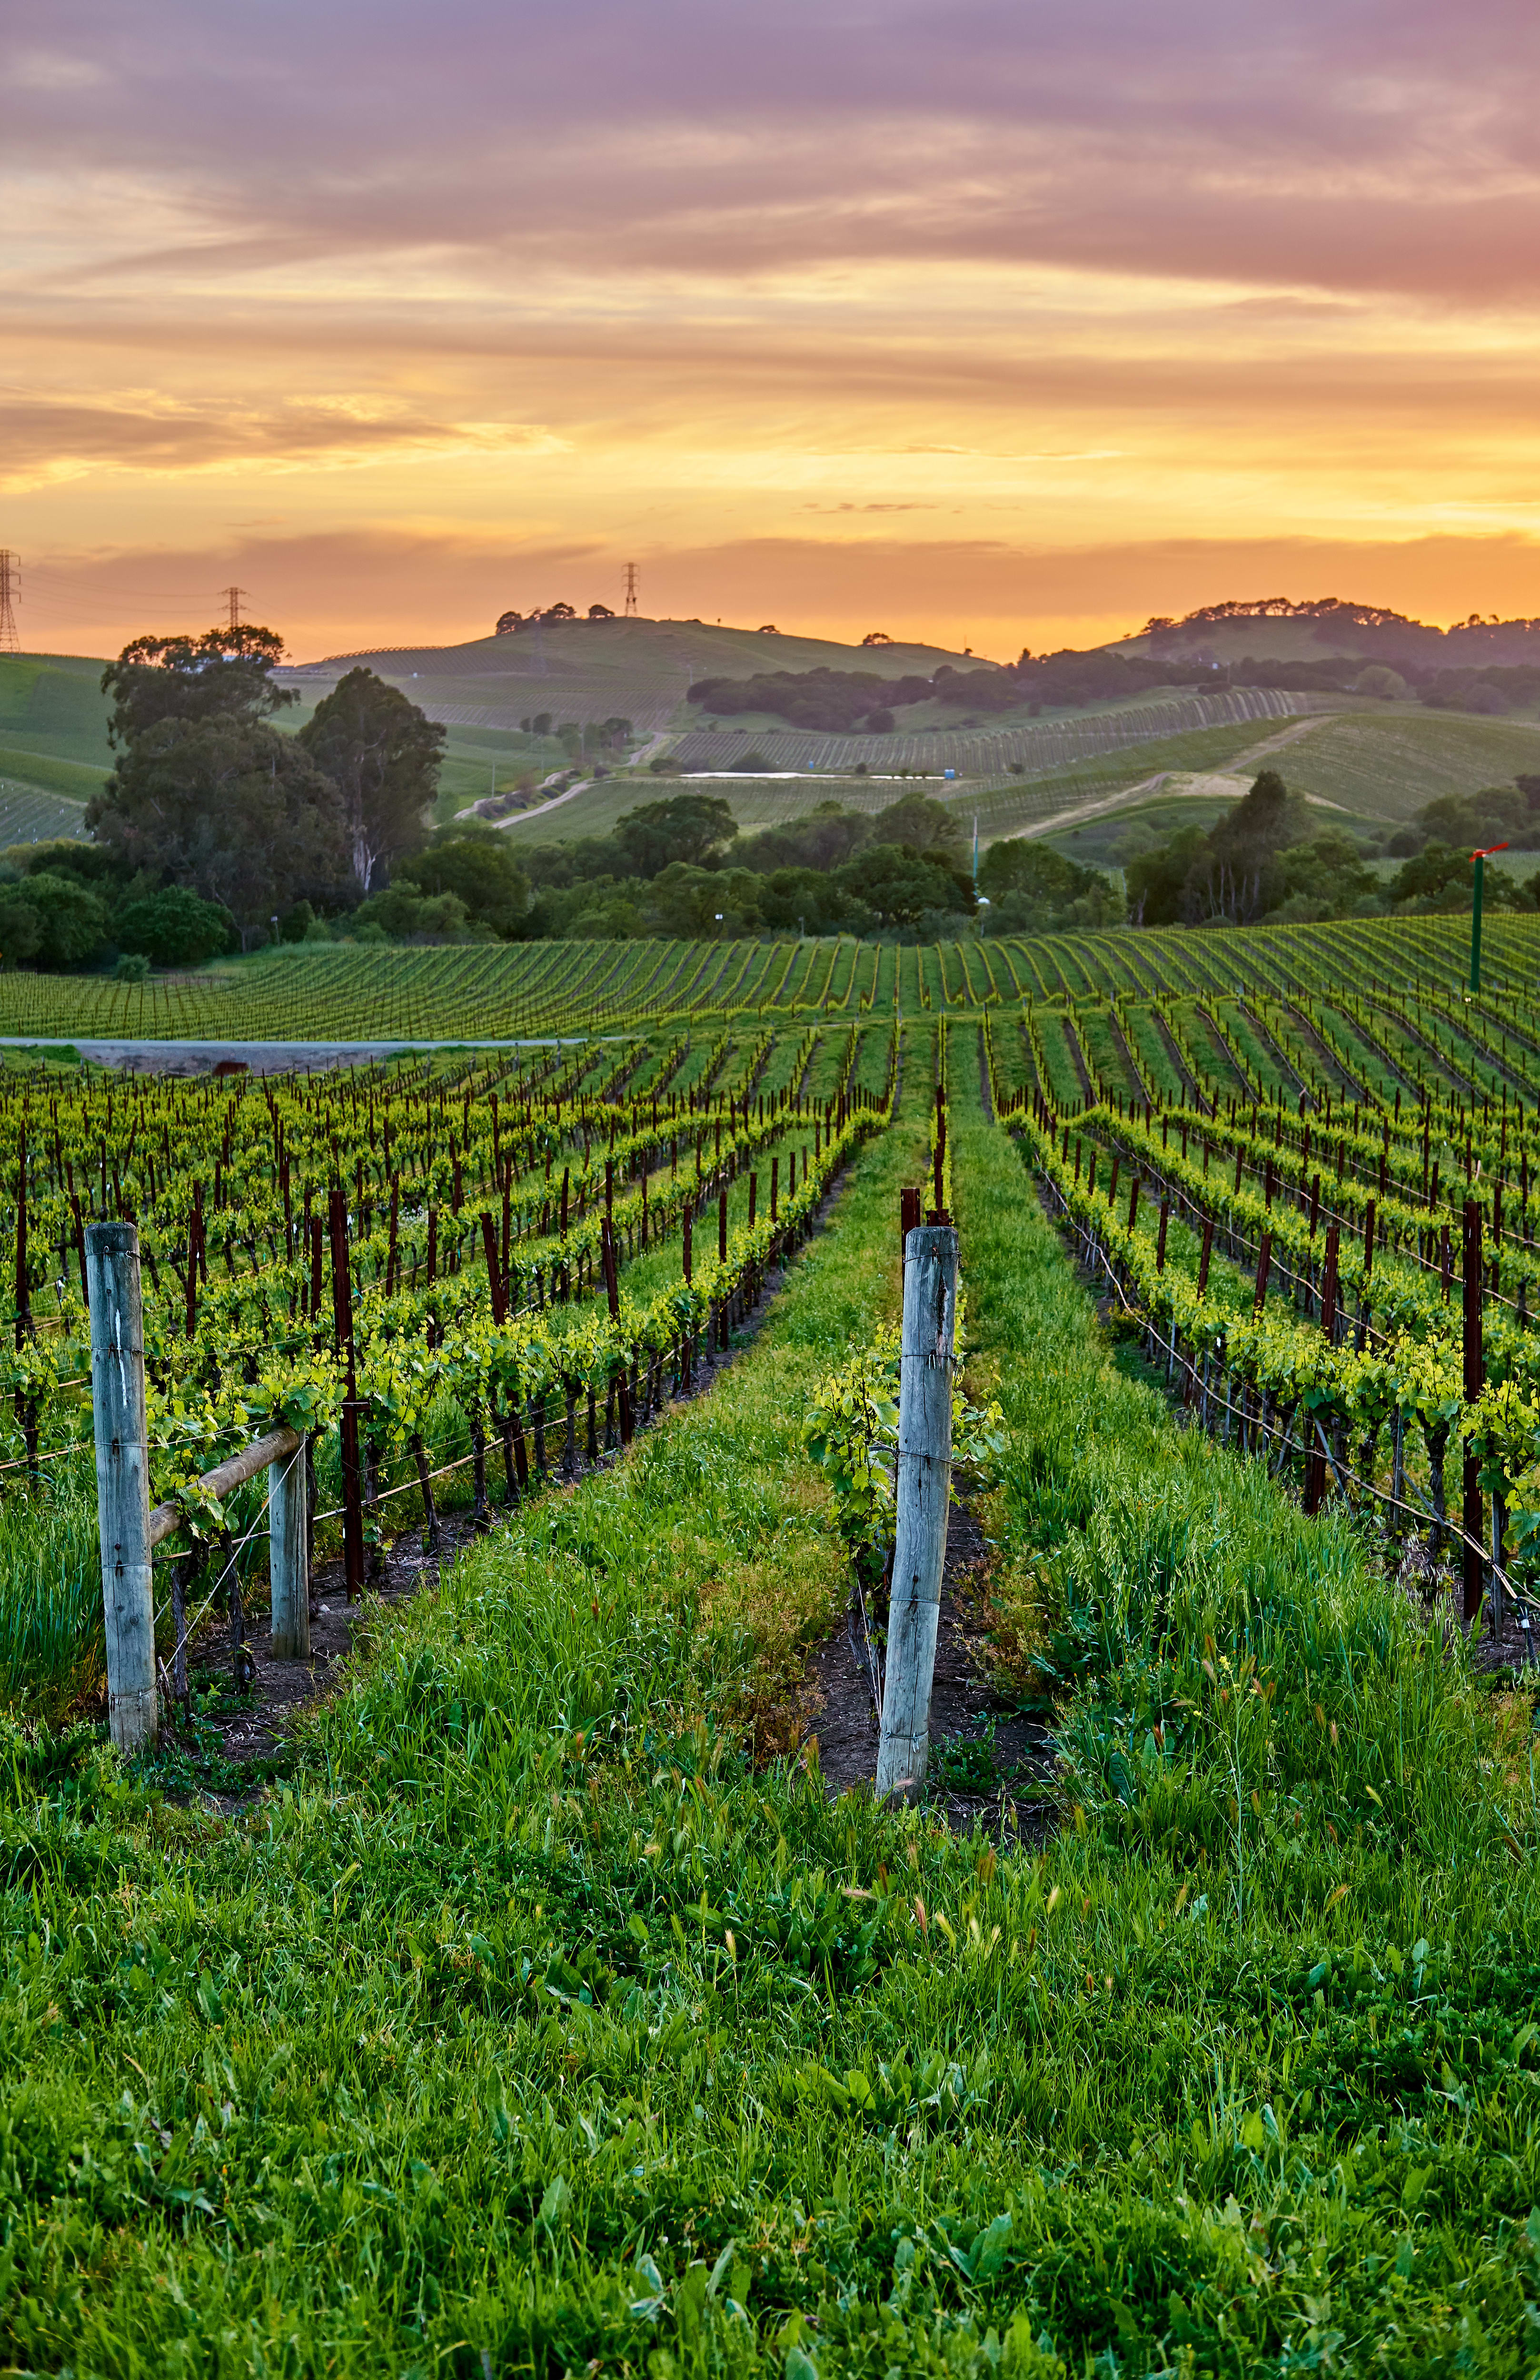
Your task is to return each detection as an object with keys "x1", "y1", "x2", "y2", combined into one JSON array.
[
  {"x1": 269, "y1": 1434, "x2": 309, "y2": 1659},
  {"x1": 1462, "y1": 1198, "x2": 1485, "y2": 1624},
  {"x1": 874, "y1": 1223, "x2": 957, "y2": 1803},
  {"x1": 85, "y1": 1220, "x2": 157, "y2": 1750},
  {"x1": 328, "y1": 1187, "x2": 366, "y2": 1600}
]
